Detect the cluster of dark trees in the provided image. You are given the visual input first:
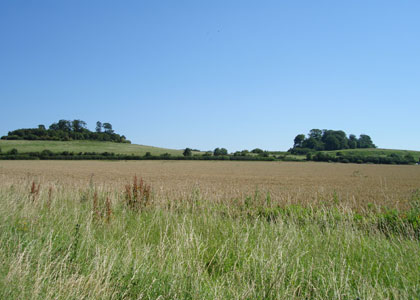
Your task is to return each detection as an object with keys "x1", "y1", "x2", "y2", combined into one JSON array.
[
  {"x1": 183, "y1": 147, "x2": 274, "y2": 158},
  {"x1": 183, "y1": 147, "x2": 229, "y2": 157},
  {"x1": 213, "y1": 147, "x2": 228, "y2": 156},
  {"x1": 233, "y1": 149, "x2": 271, "y2": 157},
  {"x1": 290, "y1": 129, "x2": 376, "y2": 154},
  {"x1": 308, "y1": 151, "x2": 417, "y2": 165},
  {"x1": 1, "y1": 120, "x2": 130, "y2": 143}
]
